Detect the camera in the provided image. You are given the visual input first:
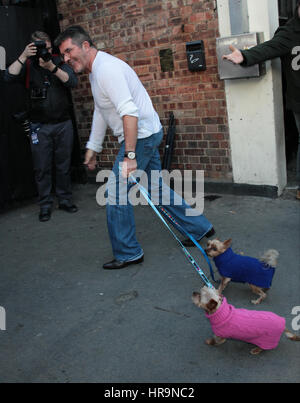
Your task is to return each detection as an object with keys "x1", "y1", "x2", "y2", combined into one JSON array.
[
  {"x1": 30, "y1": 87, "x2": 47, "y2": 99},
  {"x1": 34, "y1": 40, "x2": 52, "y2": 62},
  {"x1": 13, "y1": 111, "x2": 31, "y2": 137}
]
